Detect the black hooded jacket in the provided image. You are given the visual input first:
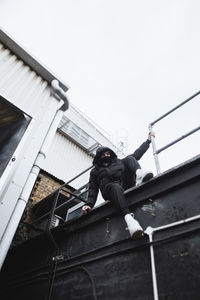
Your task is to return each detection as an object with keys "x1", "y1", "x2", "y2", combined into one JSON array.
[{"x1": 86, "y1": 140, "x2": 151, "y2": 208}]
